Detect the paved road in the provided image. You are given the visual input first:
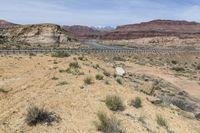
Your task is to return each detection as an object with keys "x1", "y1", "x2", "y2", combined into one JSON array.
[{"x1": 0, "y1": 41, "x2": 200, "y2": 54}]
